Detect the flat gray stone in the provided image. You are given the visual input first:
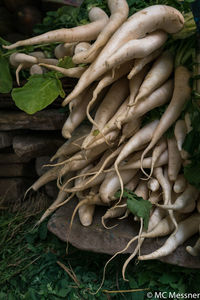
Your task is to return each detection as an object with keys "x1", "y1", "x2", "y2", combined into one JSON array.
[
  {"x1": 0, "y1": 153, "x2": 31, "y2": 163},
  {"x1": 0, "y1": 131, "x2": 14, "y2": 149},
  {"x1": 13, "y1": 134, "x2": 64, "y2": 159},
  {"x1": 0, "y1": 109, "x2": 66, "y2": 131},
  {"x1": 48, "y1": 200, "x2": 200, "y2": 268}
]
